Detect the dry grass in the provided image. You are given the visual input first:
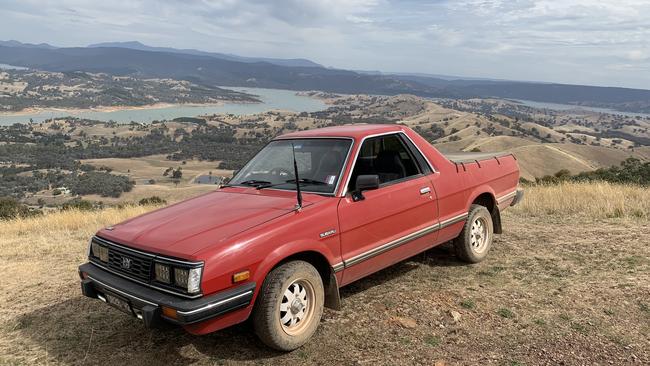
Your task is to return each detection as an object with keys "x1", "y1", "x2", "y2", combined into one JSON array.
[
  {"x1": 511, "y1": 181, "x2": 650, "y2": 219},
  {"x1": 0, "y1": 183, "x2": 648, "y2": 365},
  {"x1": 0, "y1": 205, "x2": 156, "y2": 242}
]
